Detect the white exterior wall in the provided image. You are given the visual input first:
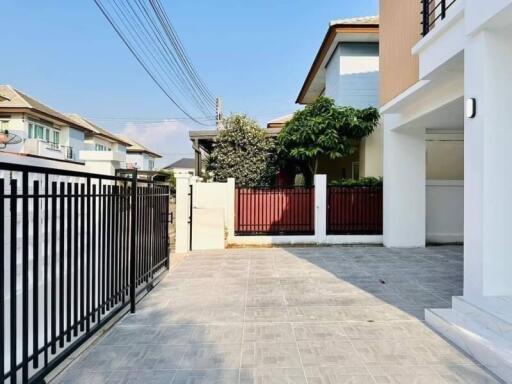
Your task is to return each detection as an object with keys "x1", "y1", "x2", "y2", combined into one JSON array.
[
  {"x1": 464, "y1": 27, "x2": 512, "y2": 298},
  {"x1": 80, "y1": 137, "x2": 127, "y2": 175},
  {"x1": 126, "y1": 153, "x2": 156, "y2": 171},
  {"x1": 383, "y1": 117, "x2": 426, "y2": 248},
  {"x1": 325, "y1": 42, "x2": 379, "y2": 108}
]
